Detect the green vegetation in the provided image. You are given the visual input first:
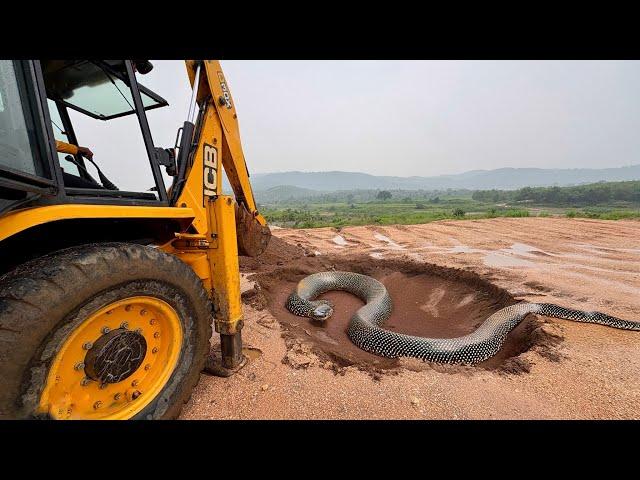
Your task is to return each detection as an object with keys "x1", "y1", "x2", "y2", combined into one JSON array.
[
  {"x1": 376, "y1": 190, "x2": 392, "y2": 201},
  {"x1": 471, "y1": 180, "x2": 640, "y2": 205},
  {"x1": 258, "y1": 181, "x2": 640, "y2": 228}
]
